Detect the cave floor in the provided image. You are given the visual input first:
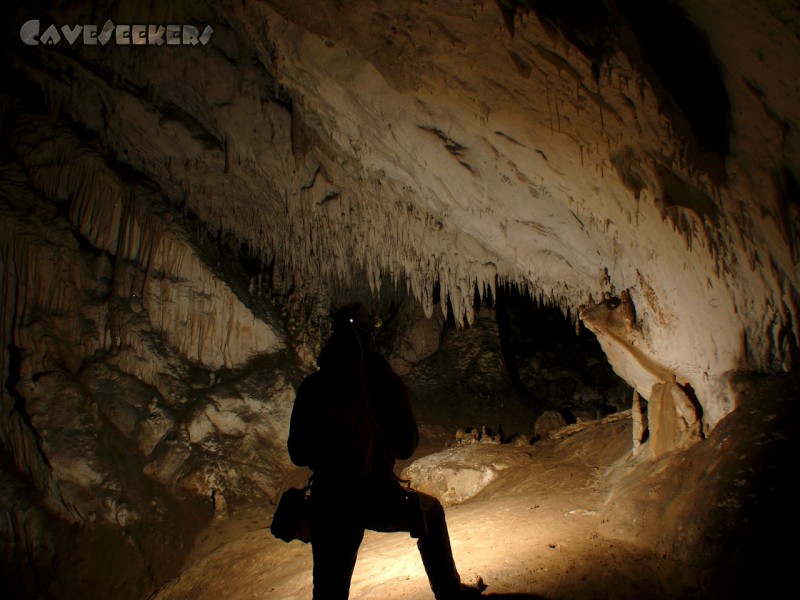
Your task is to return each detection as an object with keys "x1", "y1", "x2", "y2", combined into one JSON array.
[{"x1": 152, "y1": 413, "x2": 691, "y2": 600}]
